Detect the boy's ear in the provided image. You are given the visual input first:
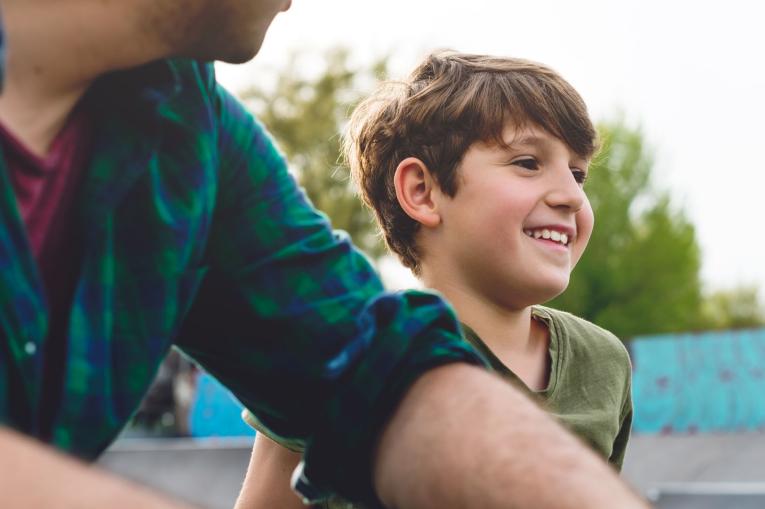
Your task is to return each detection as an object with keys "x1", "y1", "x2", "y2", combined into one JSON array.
[{"x1": 394, "y1": 157, "x2": 441, "y2": 228}]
